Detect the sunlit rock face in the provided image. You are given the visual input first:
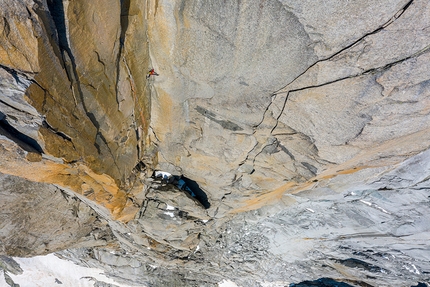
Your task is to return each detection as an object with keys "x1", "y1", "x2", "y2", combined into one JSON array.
[{"x1": 1, "y1": 0, "x2": 430, "y2": 286}]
